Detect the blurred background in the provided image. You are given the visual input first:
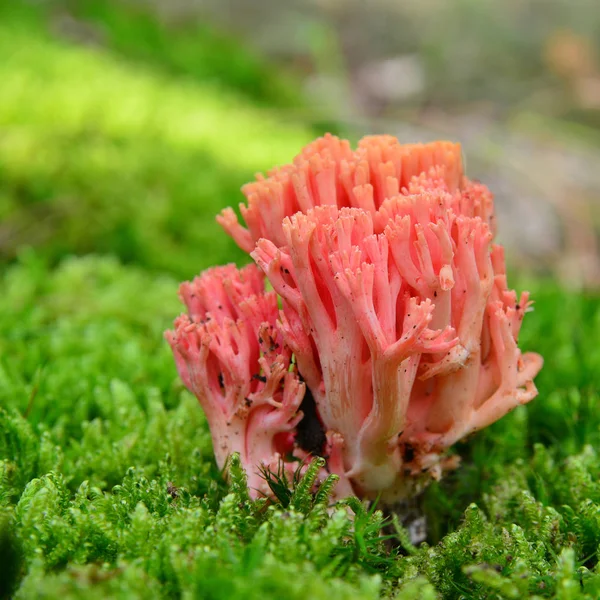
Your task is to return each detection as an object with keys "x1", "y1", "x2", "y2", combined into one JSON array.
[{"x1": 2, "y1": 0, "x2": 600, "y2": 286}]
